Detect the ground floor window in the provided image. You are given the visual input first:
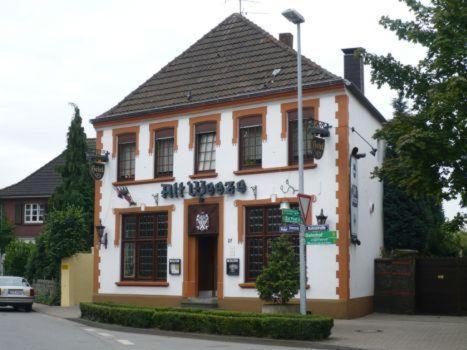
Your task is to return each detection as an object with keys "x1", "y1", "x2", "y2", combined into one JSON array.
[
  {"x1": 121, "y1": 212, "x2": 168, "y2": 281},
  {"x1": 244, "y1": 205, "x2": 299, "y2": 281}
]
